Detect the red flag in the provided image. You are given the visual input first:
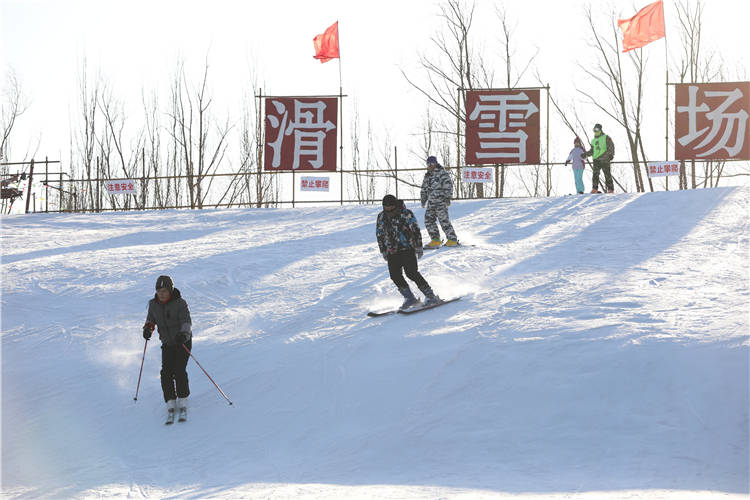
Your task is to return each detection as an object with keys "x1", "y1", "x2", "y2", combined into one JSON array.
[
  {"x1": 313, "y1": 21, "x2": 340, "y2": 63},
  {"x1": 618, "y1": 0, "x2": 665, "y2": 52}
]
